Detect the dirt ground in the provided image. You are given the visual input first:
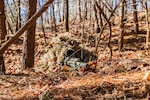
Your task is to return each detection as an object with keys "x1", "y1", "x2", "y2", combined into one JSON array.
[{"x1": 1, "y1": 11, "x2": 150, "y2": 99}]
